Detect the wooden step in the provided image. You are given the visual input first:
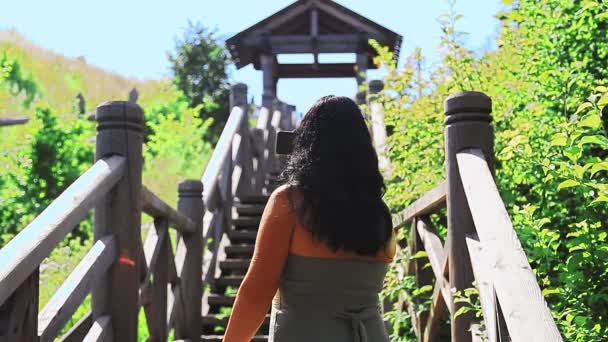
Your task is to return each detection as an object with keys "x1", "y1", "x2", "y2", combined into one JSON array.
[
  {"x1": 219, "y1": 259, "x2": 251, "y2": 273},
  {"x1": 227, "y1": 229, "x2": 257, "y2": 243},
  {"x1": 215, "y1": 275, "x2": 245, "y2": 289},
  {"x1": 207, "y1": 294, "x2": 235, "y2": 307},
  {"x1": 235, "y1": 203, "x2": 266, "y2": 216},
  {"x1": 200, "y1": 336, "x2": 268, "y2": 342},
  {"x1": 233, "y1": 217, "x2": 261, "y2": 230},
  {"x1": 238, "y1": 195, "x2": 269, "y2": 205},
  {"x1": 224, "y1": 244, "x2": 254, "y2": 258},
  {"x1": 201, "y1": 314, "x2": 270, "y2": 329}
]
